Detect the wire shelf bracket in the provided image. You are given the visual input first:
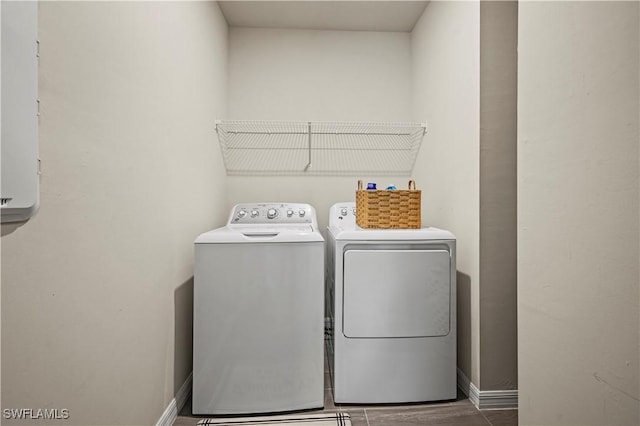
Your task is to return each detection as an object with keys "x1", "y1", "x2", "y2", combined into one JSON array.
[{"x1": 214, "y1": 120, "x2": 427, "y2": 176}]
